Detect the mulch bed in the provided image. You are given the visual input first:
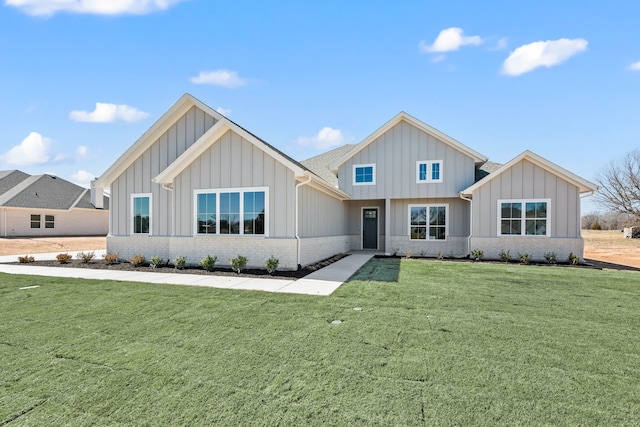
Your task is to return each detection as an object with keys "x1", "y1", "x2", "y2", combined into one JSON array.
[{"x1": 12, "y1": 254, "x2": 349, "y2": 280}]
